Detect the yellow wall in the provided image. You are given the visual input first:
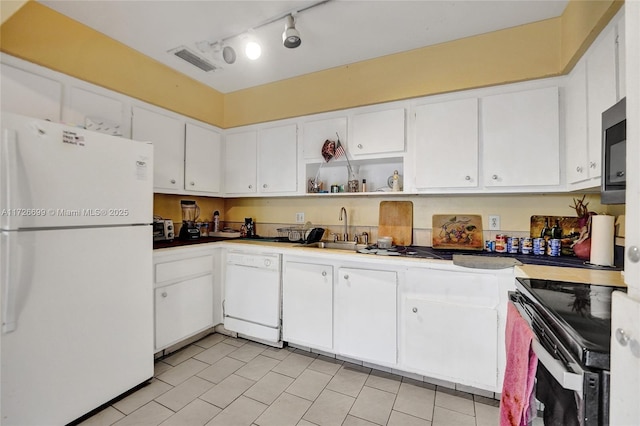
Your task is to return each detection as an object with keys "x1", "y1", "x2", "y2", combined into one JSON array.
[
  {"x1": 223, "y1": 194, "x2": 608, "y2": 232},
  {"x1": 0, "y1": 0, "x2": 622, "y2": 128},
  {"x1": 153, "y1": 194, "x2": 225, "y2": 226},
  {"x1": 0, "y1": 1, "x2": 225, "y2": 127}
]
